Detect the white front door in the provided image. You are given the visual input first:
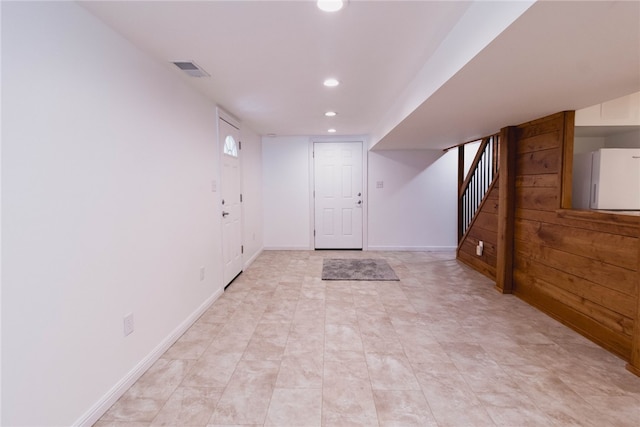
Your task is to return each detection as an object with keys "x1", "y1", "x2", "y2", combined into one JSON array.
[
  {"x1": 314, "y1": 142, "x2": 363, "y2": 249},
  {"x1": 219, "y1": 117, "x2": 242, "y2": 286}
]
